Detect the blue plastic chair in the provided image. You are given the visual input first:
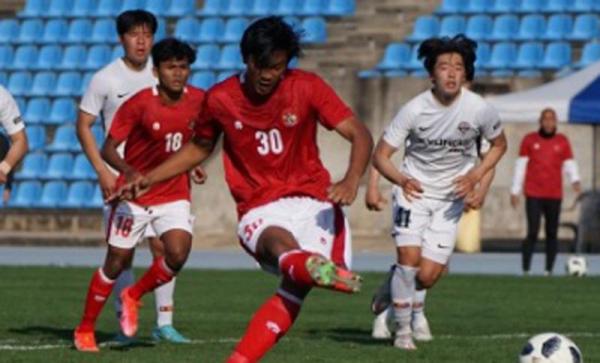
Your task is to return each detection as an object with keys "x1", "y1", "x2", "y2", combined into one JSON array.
[
  {"x1": 221, "y1": 17, "x2": 249, "y2": 44},
  {"x1": 438, "y1": 16, "x2": 466, "y2": 38},
  {"x1": 54, "y1": 72, "x2": 82, "y2": 96},
  {"x1": 516, "y1": 0, "x2": 543, "y2": 13},
  {"x1": 24, "y1": 98, "x2": 51, "y2": 124},
  {"x1": 216, "y1": 44, "x2": 244, "y2": 70},
  {"x1": 90, "y1": 18, "x2": 118, "y2": 44},
  {"x1": 405, "y1": 44, "x2": 423, "y2": 71},
  {"x1": 190, "y1": 71, "x2": 216, "y2": 89},
  {"x1": 30, "y1": 71, "x2": 57, "y2": 96},
  {"x1": 302, "y1": 17, "x2": 327, "y2": 44},
  {"x1": 512, "y1": 42, "x2": 544, "y2": 70},
  {"x1": 155, "y1": 17, "x2": 167, "y2": 41},
  {"x1": 165, "y1": 0, "x2": 196, "y2": 17},
  {"x1": 15, "y1": 152, "x2": 47, "y2": 179},
  {"x1": 10, "y1": 45, "x2": 38, "y2": 70},
  {"x1": 489, "y1": 14, "x2": 519, "y2": 41},
  {"x1": 542, "y1": 14, "x2": 573, "y2": 41},
  {"x1": 143, "y1": 0, "x2": 170, "y2": 15},
  {"x1": 34, "y1": 45, "x2": 62, "y2": 70},
  {"x1": 47, "y1": 0, "x2": 74, "y2": 17},
  {"x1": 474, "y1": 42, "x2": 491, "y2": 74},
  {"x1": 0, "y1": 72, "x2": 6, "y2": 86},
  {"x1": 84, "y1": 45, "x2": 111, "y2": 70},
  {"x1": 8, "y1": 181, "x2": 42, "y2": 208},
  {"x1": 47, "y1": 124, "x2": 78, "y2": 152},
  {"x1": 299, "y1": 0, "x2": 326, "y2": 16},
  {"x1": 406, "y1": 16, "x2": 440, "y2": 43},
  {"x1": 435, "y1": 0, "x2": 465, "y2": 15},
  {"x1": 18, "y1": 0, "x2": 48, "y2": 18},
  {"x1": 540, "y1": 42, "x2": 572, "y2": 70},
  {"x1": 14, "y1": 98, "x2": 27, "y2": 116},
  {"x1": 174, "y1": 17, "x2": 201, "y2": 43},
  {"x1": 489, "y1": 0, "x2": 519, "y2": 14},
  {"x1": 47, "y1": 98, "x2": 77, "y2": 125},
  {"x1": 94, "y1": 0, "x2": 122, "y2": 17},
  {"x1": 119, "y1": 0, "x2": 141, "y2": 12},
  {"x1": 541, "y1": 0, "x2": 568, "y2": 13},
  {"x1": 250, "y1": 0, "x2": 275, "y2": 16},
  {"x1": 36, "y1": 181, "x2": 68, "y2": 208},
  {"x1": 515, "y1": 14, "x2": 545, "y2": 41},
  {"x1": 68, "y1": 156, "x2": 95, "y2": 181},
  {"x1": 65, "y1": 19, "x2": 93, "y2": 43},
  {"x1": 484, "y1": 42, "x2": 517, "y2": 70},
  {"x1": 198, "y1": 0, "x2": 228, "y2": 16},
  {"x1": 0, "y1": 20, "x2": 20, "y2": 44},
  {"x1": 575, "y1": 42, "x2": 600, "y2": 69},
  {"x1": 276, "y1": 0, "x2": 301, "y2": 16},
  {"x1": 567, "y1": 14, "x2": 598, "y2": 41},
  {"x1": 568, "y1": 0, "x2": 594, "y2": 12},
  {"x1": 325, "y1": 0, "x2": 356, "y2": 16},
  {"x1": 58, "y1": 45, "x2": 87, "y2": 70},
  {"x1": 223, "y1": 0, "x2": 252, "y2": 16},
  {"x1": 517, "y1": 70, "x2": 542, "y2": 78},
  {"x1": 216, "y1": 70, "x2": 237, "y2": 83},
  {"x1": 62, "y1": 181, "x2": 94, "y2": 207},
  {"x1": 465, "y1": 15, "x2": 492, "y2": 41},
  {"x1": 464, "y1": 0, "x2": 493, "y2": 14},
  {"x1": 41, "y1": 19, "x2": 68, "y2": 44},
  {"x1": 86, "y1": 184, "x2": 103, "y2": 208},
  {"x1": 79, "y1": 72, "x2": 95, "y2": 95},
  {"x1": 7, "y1": 72, "x2": 33, "y2": 96},
  {"x1": 24, "y1": 128, "x2": 46, "y2": 153},
  {"x1": 71, "y1": 0, "x2": 98, "y2": 17},
  {"x1": 490, "y1": 69, "x2": 514, "y2": 78},
  {"x1": 192, "y1": 44, "x2": 220, "y2": 70},
  {"x1": 198, "y1": 18, "x2": 226, "y2": 43},
  {"x1": 0, "y1": 46, "x2": 13, "y2": 69},
  {"x1": 111, "y1": 44, "x2": 124, "y2": 60},
  {"x1": 17, "y1": 19, "x2": 44, "y2": 44},
  {"x1": 375, "y1": 43, "x2": 411, "y2": 71}
]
